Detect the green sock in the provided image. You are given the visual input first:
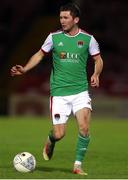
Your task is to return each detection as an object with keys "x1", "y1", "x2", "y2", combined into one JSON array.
[{"x1": 75, "y1": 133, "x2": 90, "y2": 162}]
